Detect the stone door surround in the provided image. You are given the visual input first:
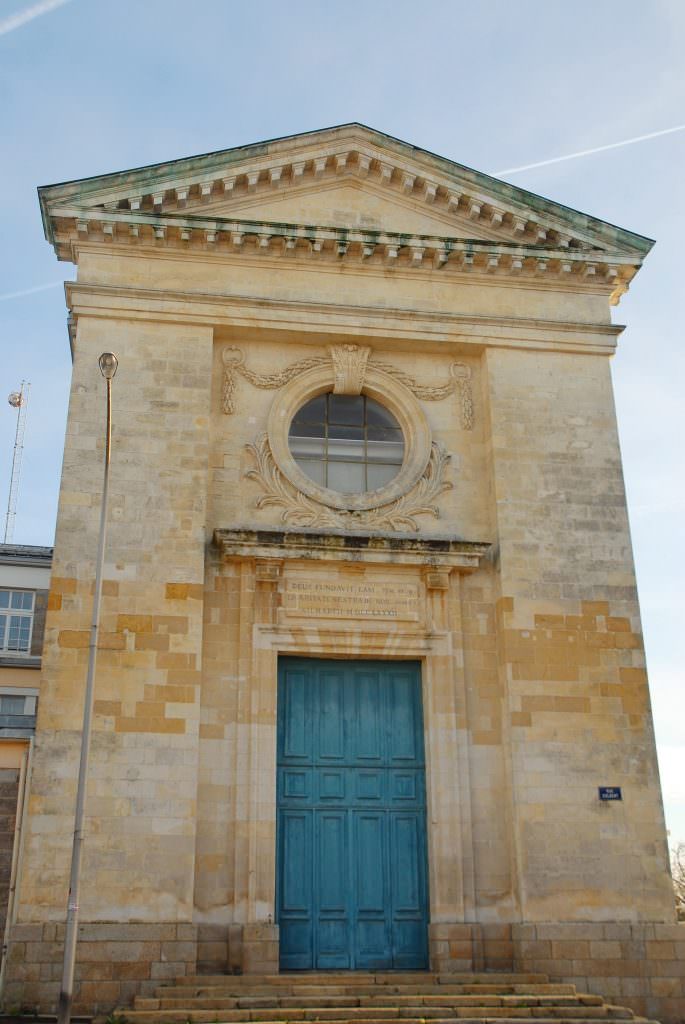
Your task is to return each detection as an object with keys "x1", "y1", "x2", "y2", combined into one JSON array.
[{"x1": 212, "y1": 527, "x2": 490, "y2": 971}]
